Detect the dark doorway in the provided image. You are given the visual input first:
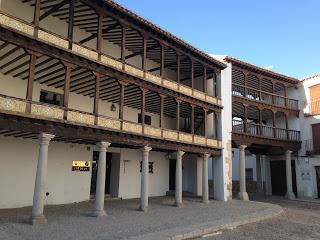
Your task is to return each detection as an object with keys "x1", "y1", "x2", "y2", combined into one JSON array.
[
  {"x1": 270, "y1": 160, "x2": 297, "y2": 197},
  {"x1": 169, "y1": 159, "x2": 176, "y2": 191},
  {"x1": 316, "y1": 166, "x2": 320, "y2": 198},
  {"x1": 90, "y1": 152, "x2": 112, "y2": 195}
]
